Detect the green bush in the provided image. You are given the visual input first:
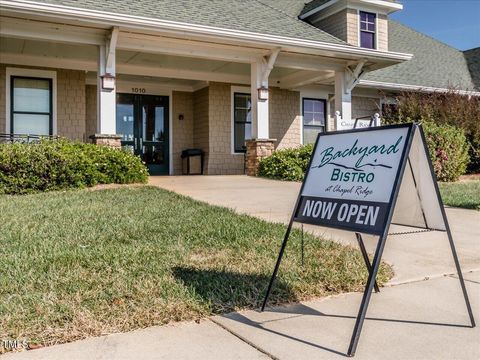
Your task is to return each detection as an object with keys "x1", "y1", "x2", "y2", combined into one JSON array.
[
  {"x1": 381, "y1": 90, "x2": 480, "y2": 173},
  {"x1": 258, "y1": 122, "x2": 469, "y2": 183},
  {"x1": 257, "y1": 144, "x2": 313, "y2": 181},
  {"x1": 422, "y1": 122, "x2": 470, "y2": 182},
  {"x1": 0, "y1": 139, "x2": 148, "y2": 194}
]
